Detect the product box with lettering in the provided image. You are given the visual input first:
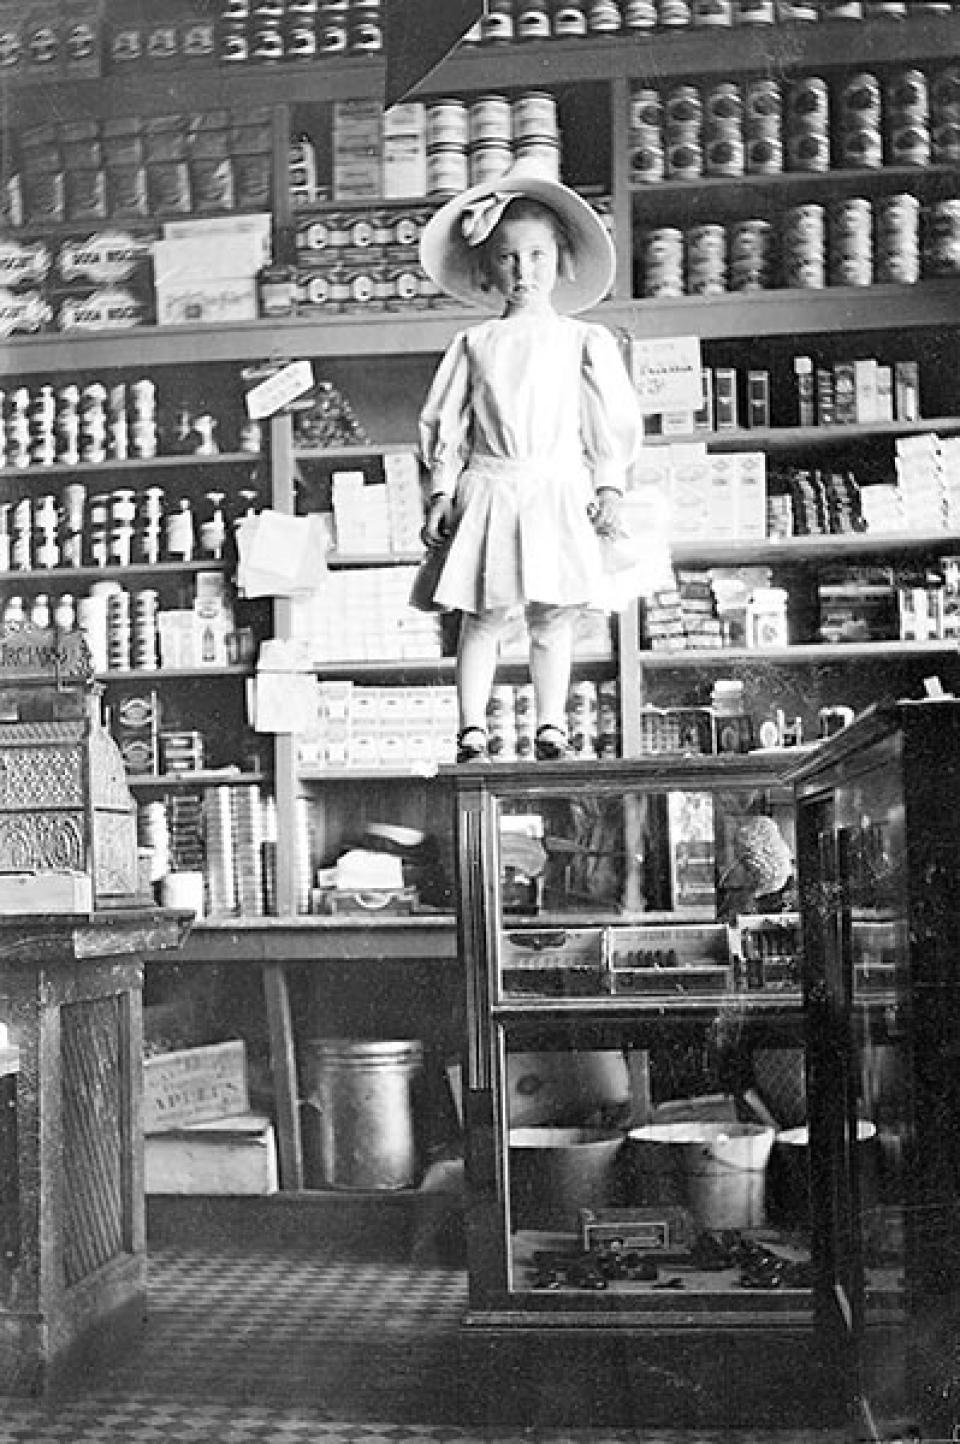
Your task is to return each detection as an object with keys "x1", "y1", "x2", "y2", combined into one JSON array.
[
  {"x1": 153, "y1": 229, "x2": 262, "y2": 324},
  {"x1": 382, "y1": 103, "x2": 427, "y2": 199},
  {"x1": 332, "y1": 99, "x2": 383, "y2": 201},
  {"x1": 110, "y1": 686, "x2": 160, "y2": 775},
  {"x1": 145, "y1": 1113, "x2": 278, "y2": 1195},
  {"x1": 143, "y1": 1038, "x2": 249, "y2": 1132}
]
